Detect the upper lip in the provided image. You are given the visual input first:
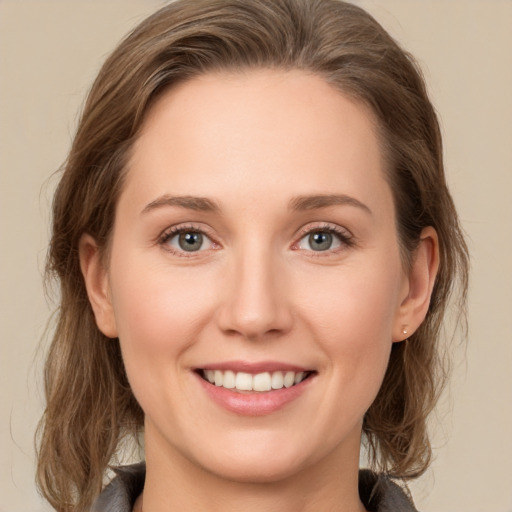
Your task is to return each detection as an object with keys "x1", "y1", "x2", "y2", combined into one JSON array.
[{"x1": 197, "y1": 361, "x2": 313, "y2": 374}]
